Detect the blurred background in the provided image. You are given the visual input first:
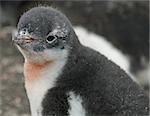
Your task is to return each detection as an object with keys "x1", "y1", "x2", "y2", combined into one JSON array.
[{"x1": 0, "y1": 1, "x2": 149, "y2": 116}]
